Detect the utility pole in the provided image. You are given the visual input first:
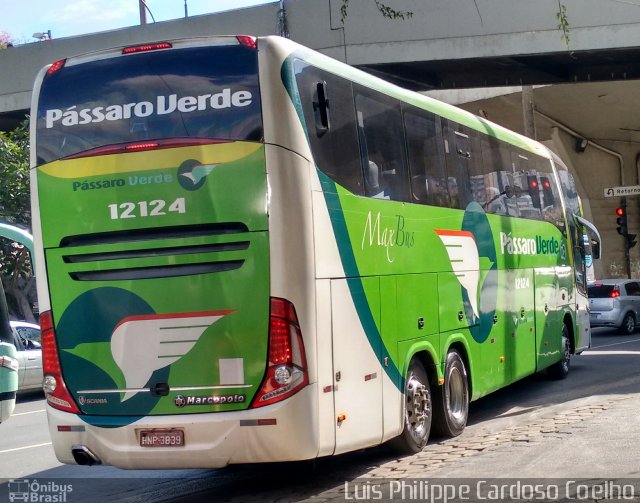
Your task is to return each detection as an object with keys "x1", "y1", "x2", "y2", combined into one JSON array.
[
  {"x1": 521, "y1": 85, "x2": 536, "y2": 139},
  {"x1": 139, "y1": 0, "x2": 147, "y2": 25},
  {"x1": 277, "y1": 0, "x2": 289, "y2": 38}
]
